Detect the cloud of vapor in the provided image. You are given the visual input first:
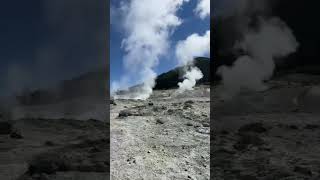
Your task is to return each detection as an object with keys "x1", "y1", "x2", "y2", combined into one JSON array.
[
  {"x1": 175, "y1": 30, "x2": 210, "y2": 93},
  {"x1": 111, "y1": 0, "x2": 189, "y2": 100},
  {"x1": 178, "y1": 67, "x2": 203, "y2": 92},
  {"x1": 176, "y1": 30, "x2": 210, "y2": 66},
  {"x1": 217, "y1": 16, "x2": 299, "y2": 98},
  {"x1": 195, "y1": 0, "x2": 210, "y2": 19}
]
